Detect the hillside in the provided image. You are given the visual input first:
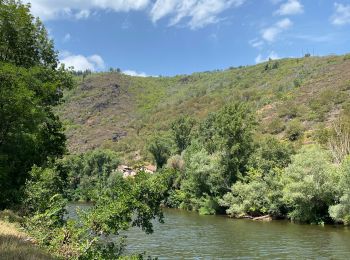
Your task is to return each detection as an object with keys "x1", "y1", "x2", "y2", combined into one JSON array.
[{"x1": 57, "y1": 54, "x2": 350, "y2": 163}]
